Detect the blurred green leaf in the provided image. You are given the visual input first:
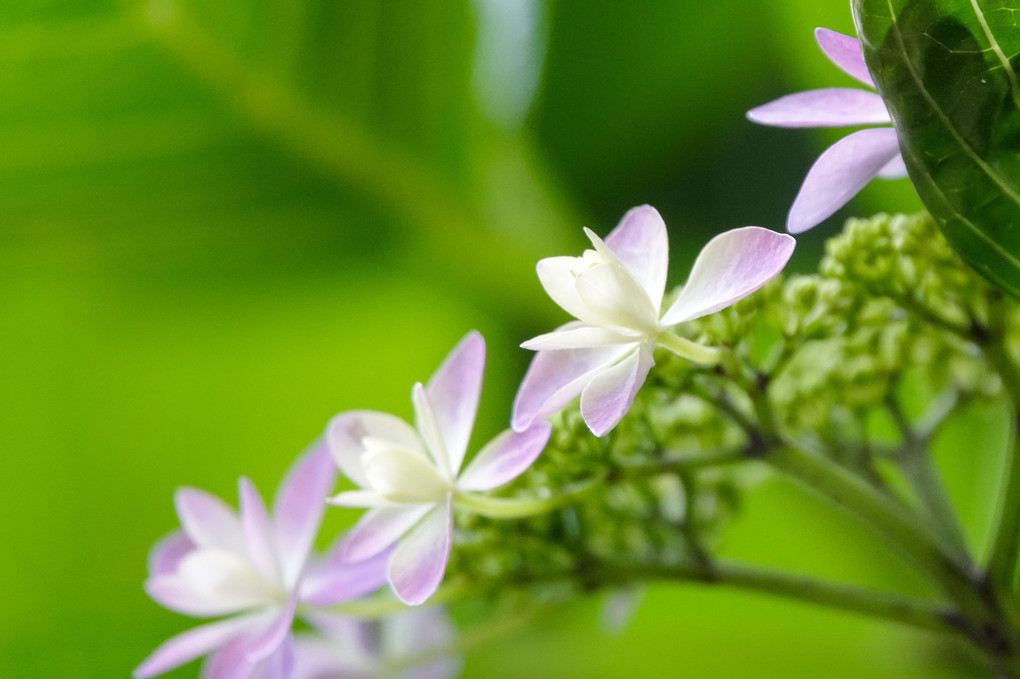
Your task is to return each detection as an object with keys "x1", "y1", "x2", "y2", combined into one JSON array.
[{"x1": 853, "y1": 0, "x2": 1020, "y2": 297}]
